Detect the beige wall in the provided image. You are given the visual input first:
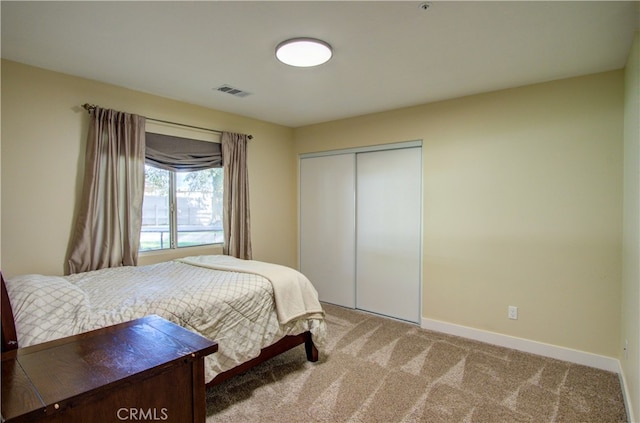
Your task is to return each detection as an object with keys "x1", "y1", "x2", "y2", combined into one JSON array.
[
  {"x1": 294, "y1": 71, "x2": 624, "y2": 358},
  {"x1": 622, "y1": 31, "x2": 640, "y2": 422},
  {"x1": 0, "y1": 58, "x2": 630, "y2": 368},
  {"x1": 0, "y1": 60, "x2": 297, "y2": 277}
]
